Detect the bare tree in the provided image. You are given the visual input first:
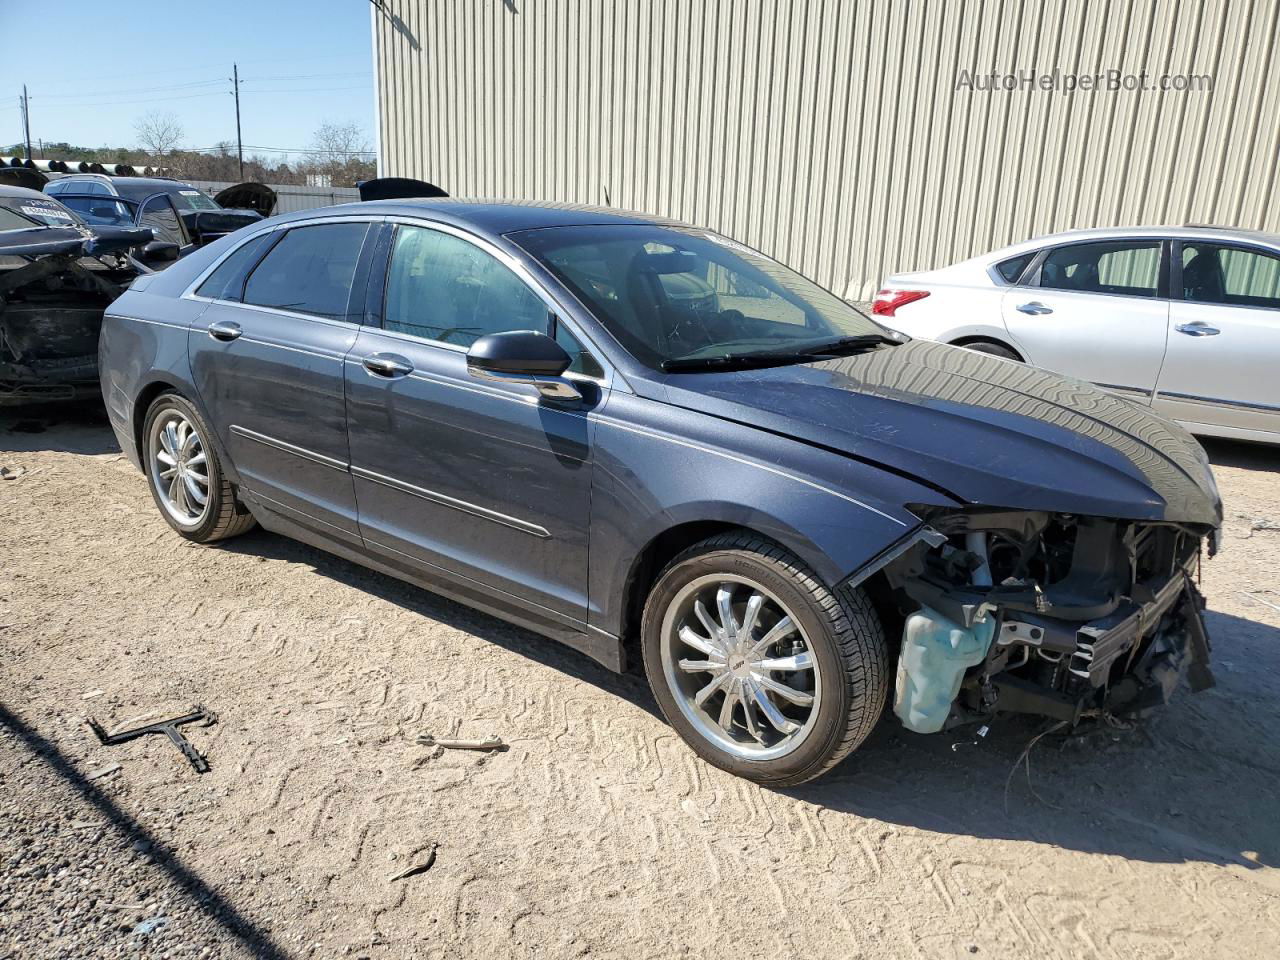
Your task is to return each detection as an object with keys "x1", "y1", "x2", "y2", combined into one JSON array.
[
  {"x1": 301, "y1": 121, "x2": 374, "y2": 187},
  {"x1": 134, "y1": 112, "x2": 185, "y2": 166}
]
